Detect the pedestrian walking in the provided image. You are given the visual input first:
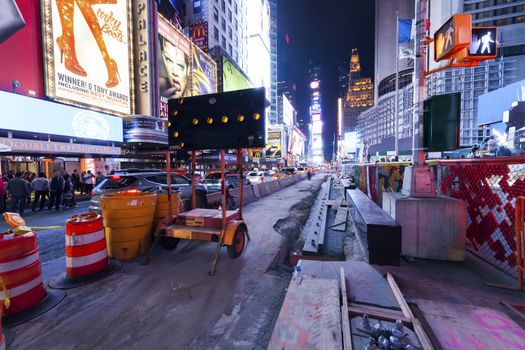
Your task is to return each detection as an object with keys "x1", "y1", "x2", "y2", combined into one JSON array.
[
  {"x1": 31, "y1": 172, "x2": 49, "y2": 211},
  {"x1": 96, "y1": 171, "x2": 105, "y2": 185},
  {"x1": 63, "y1": 174, "x2": 76, "y2": 208},
  {"x1": 80, "y1": 171, "x2": 86, "y2": 194},
  {"x1": 7, "y1": 172, "x2": 30, "y2": 214},
  {"x1": 83, "y1": 170, "x2": 95, "y2": 195},
  {"x1": 71, "y1": 169, "x2": 80, "y2": 193},
  {"x1": 0, "y1": 175, "x2": 7, "y2": 213},
  {"x1": 307, "y1": 169, "x2": 312, "y2": 181},
  {"x1": 48, "y1": 171, "x2": 64, "y2": 211}
]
